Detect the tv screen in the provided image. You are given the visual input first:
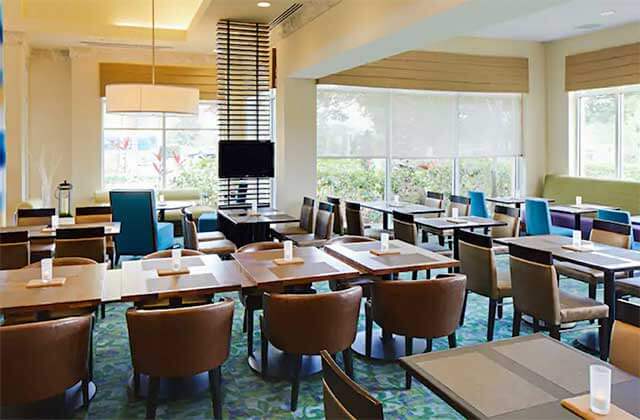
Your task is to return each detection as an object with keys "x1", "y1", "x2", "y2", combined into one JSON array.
[{"x1": 218, "y1": 141, "x2": 274, "y2": 178}]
